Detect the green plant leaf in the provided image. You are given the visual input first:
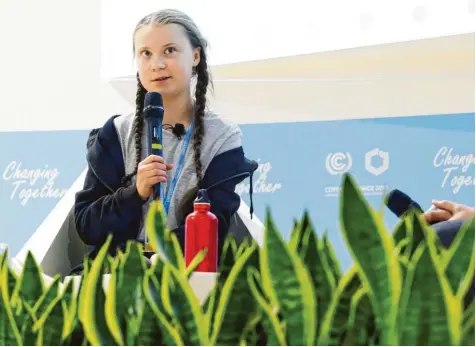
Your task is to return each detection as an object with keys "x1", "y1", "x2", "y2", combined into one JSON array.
[
  {"x1": 33, "y1": 291, "x2": 65, "y2": 346},
  {"x1": 104, "y1": 261, "x2": 125, "y2": 345},
  {"x1": 247, "y1": 268, "x2": 286, "y2": 346},
  {"x1": 145, "y1": 200, "x2": 183, "y2": 270},
  {"x1": 0, "y1": 257, "x2": 23, "y2": 346},
  {"x1": 399, "y1": 243, "x2": 459, "y2": 346},
  {"x1": 78, "y1": 235, "x2": 116, "y2": 346},
  {"x1": 340, "y1": 174, "x2": 400, "y2": 345},
  {"x1": 202, "y1": 235, "x2": 238, "y2": 337},
  {"x1": 211, "y1": 244, "x2": 258, "y2": 345},
  {"x1": 260, "y1": 208, "x2": 316, "y2": 346},
  {"x1": 289, "y1": 210, "x2": 311, "y2": 253},
  {"x1": 317, "y1": 267, "x2": 361, "y2": 346},
  {"x1": 167, "y1": 265, "x2": 209, "y2": 346},
  {"x1": 320, "y1": 231, "x2": 342, "y2": 283},
  {"x1": 342, "y1": 287, "x2": 373, "y2": 346},
  {"x1": 135, "y1": 287, "x2": 163, "y2": 346},
  {"x1": 461, "y1": 299, "x2": 475, "y2": 346},
  {"x1": 297, "y1": 217, "x2": 336, "y2": 342},
  {"x1": 143, "y1": 273, "x2": 183, "y2": 345},
  {"x1": 60, "y1": 279, "x2": 77, "y2": 343},
  {"x1": 11, "y1": 252, "x2": 45, "y2": 309},
  {"x1": 185, "y1": 248, "x2": 208, "y2": 278},
  {"x1": 443, "y1": 217, "x2": 475, "y2": 296}
]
